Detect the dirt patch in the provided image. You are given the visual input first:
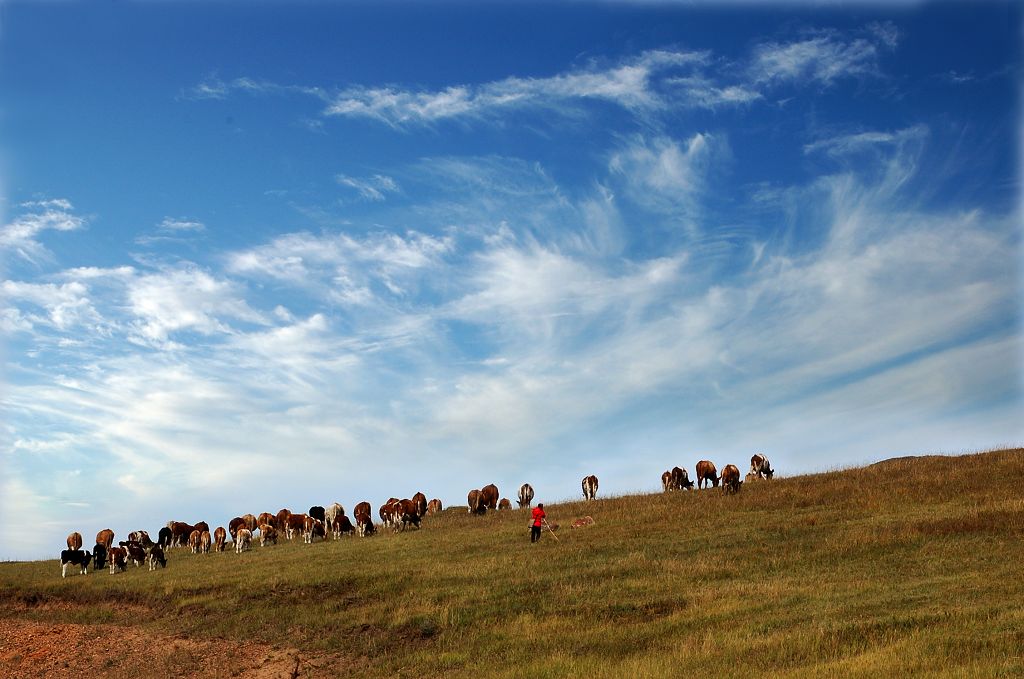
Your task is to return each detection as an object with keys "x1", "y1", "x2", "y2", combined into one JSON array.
[{"x1": 0, "y1": 617, "x2": 357, "y2": 678}]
